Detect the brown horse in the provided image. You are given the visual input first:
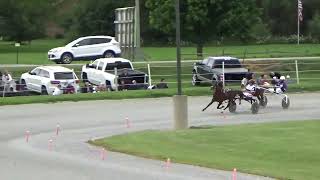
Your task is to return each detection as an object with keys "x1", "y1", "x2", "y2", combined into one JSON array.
[{"x1": 202, "y1": 81, "x2": 244, "y2": 112}]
